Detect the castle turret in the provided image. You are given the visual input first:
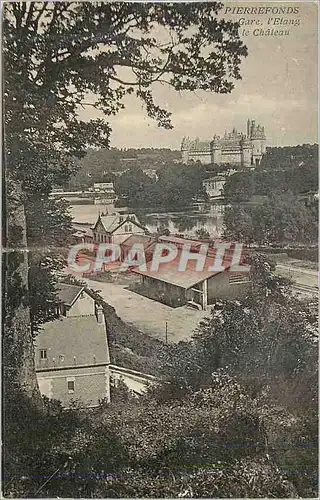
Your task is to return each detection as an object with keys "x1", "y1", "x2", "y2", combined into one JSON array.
[
  {"x1": 249, "y1": 121, "x2": 266, "y2": 167},
  {"x1": 246, "y1": 119, "x2": 250, "y2": 138}
]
